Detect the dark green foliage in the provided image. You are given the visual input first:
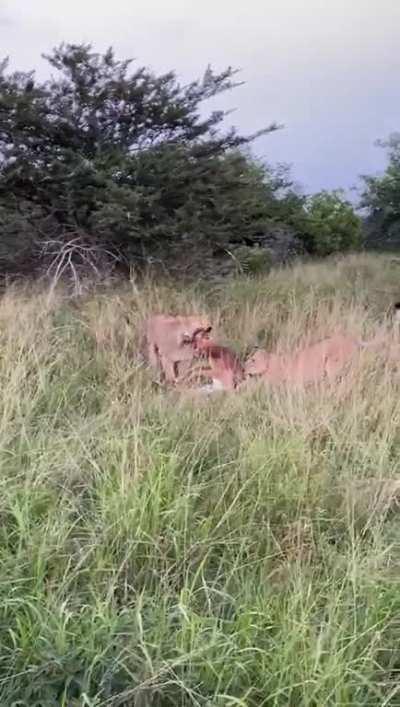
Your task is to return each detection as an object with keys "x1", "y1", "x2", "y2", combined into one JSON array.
[
  {"x1": 299, "y1": 190, "x2": 363, "y2": 256},
  {"x1": 0, "y1": 44, "x2": 363, "y2": 281},
  {"x1": 362, "y1": 134, "x2": 400, "y2": 249},
  {"x1": 0, "y1": 44, "x2": 280, "y2": 279},
  {"x1": 230, "y1": 245, "x2": 273, "y2": 275}
]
